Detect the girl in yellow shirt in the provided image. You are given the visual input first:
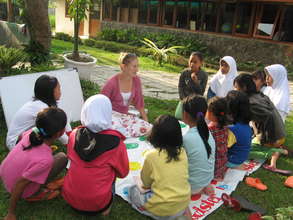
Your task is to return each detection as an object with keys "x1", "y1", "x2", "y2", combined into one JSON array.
[{"x1": 129, "y1": 115, "x2": 191, "y2": 219}]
